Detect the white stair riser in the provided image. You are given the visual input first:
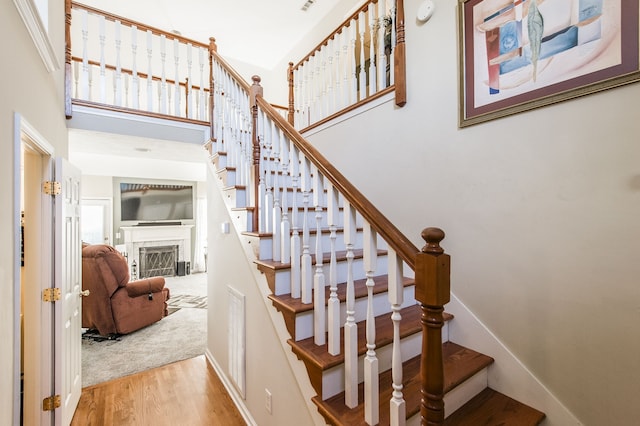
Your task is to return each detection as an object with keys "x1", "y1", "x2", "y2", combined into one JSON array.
[
  {"x1": 224, "y1": 188, "x2": 246, "y2": 208},
  {"x1": 444, "y1": 369, "x2": 488, "y2": 417},
  {"x1": 272, "y1": 254, "x2": 390, "y2": 296},
  {"x1": 293, "y1": 285, "x2": 416, "y2": 341}
]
